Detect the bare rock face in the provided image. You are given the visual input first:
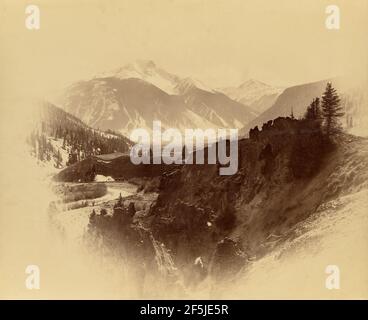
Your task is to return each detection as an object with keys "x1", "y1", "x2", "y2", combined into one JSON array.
[
  {"x1": 209, "y1": 238, "x2": 247, "y2": 282},
  {"x1": 151, "y1": 200, "x2": 212, "y2": 261}
]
